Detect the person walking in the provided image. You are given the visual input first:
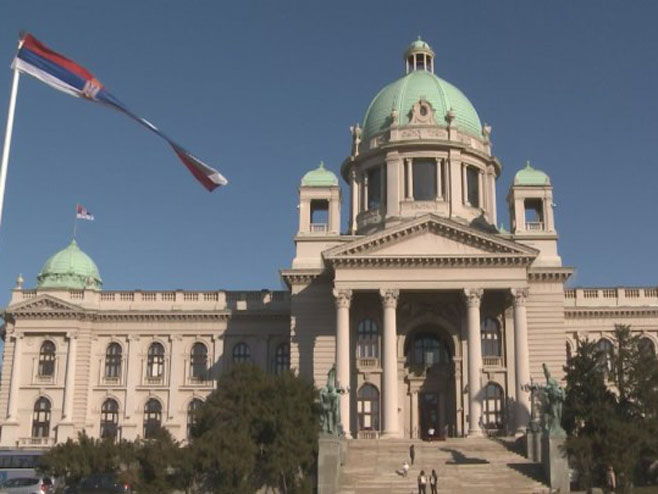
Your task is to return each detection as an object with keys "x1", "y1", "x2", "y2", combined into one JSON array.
[
  {"x1": 402, "y1": 460, "x2": 410, "y2": 477},
  {"x1": 417, "y1": 470, "x2": 427, "y2": 494},
  {"x1": 430, "y1": 469, "x2": 438, "y2": 494},
  {"x1": 410, "y1": 444, "x2": 416, "y2": 465}
]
